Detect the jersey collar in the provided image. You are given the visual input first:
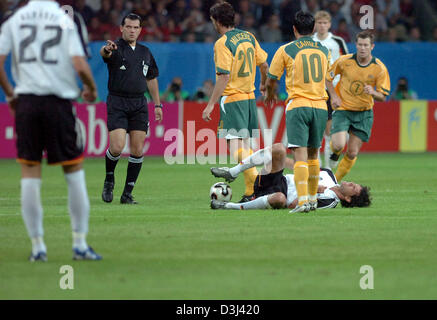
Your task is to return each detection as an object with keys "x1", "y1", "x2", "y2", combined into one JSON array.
[{"x1": 352, "y1": 53, "x2": 376, "y2": 68}]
